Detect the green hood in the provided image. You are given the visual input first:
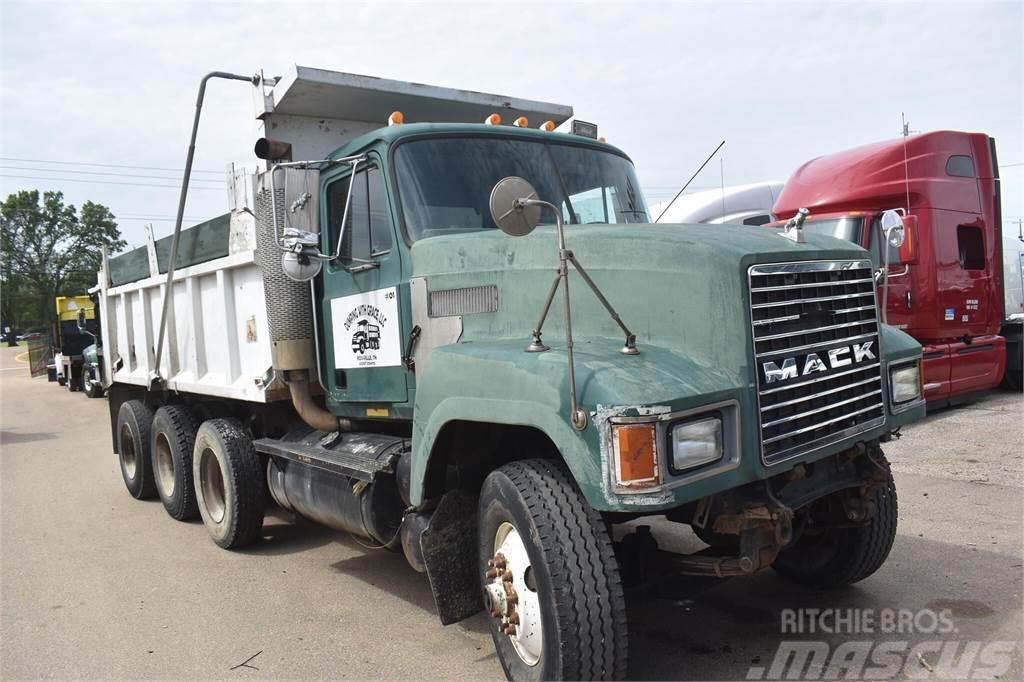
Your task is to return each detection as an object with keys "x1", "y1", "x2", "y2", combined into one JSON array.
[{"x1": 411, "y1": 222, "x2": 874, "y2": 374}]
